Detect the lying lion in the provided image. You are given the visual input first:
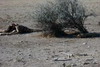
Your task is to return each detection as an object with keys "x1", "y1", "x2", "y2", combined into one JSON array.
[{"x1": 0, "y1": 23, "x2": 33, "y2": 35}]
